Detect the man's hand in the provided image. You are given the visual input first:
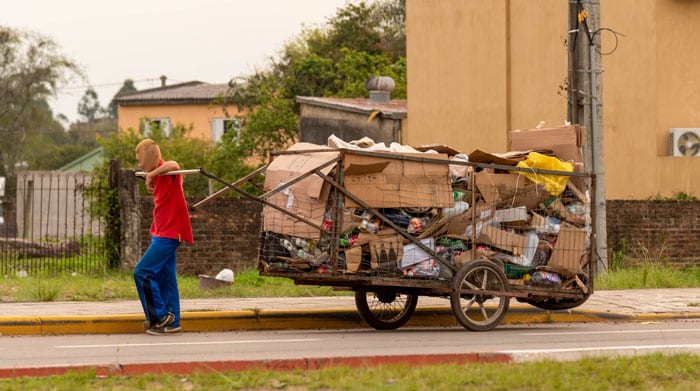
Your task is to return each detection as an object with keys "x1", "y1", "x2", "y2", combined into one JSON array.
[{"x1": 145, "y1": 172, "x2": 156, "y2": 193}]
